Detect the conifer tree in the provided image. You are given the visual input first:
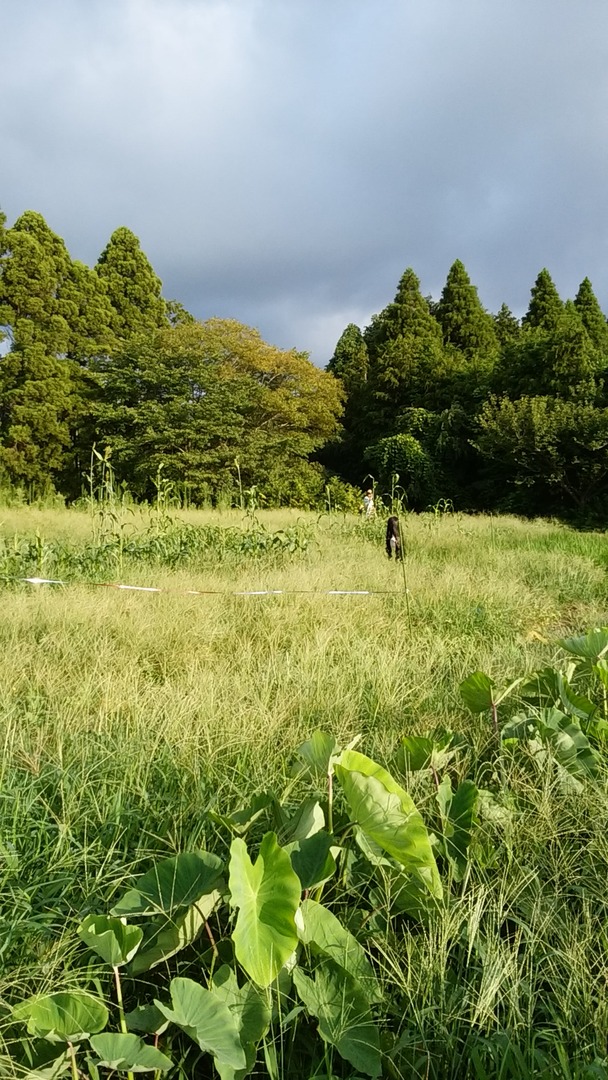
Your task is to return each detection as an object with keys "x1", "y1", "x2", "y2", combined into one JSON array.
[
  {"x1": 95, "y1": 227, "x2": 167, "y2": 338},
  {"x1": 363, "y1": 269, "x2": 450, "y2": 431},
  {"x1": 522, "y1": 268, "x2": 564, "y2": 331},
  {"x1": 327, "y1": 323, "x2": 368, "y2": 392},
  {"x1": 0, "y1": 342, "x2": 77, "y2": 491},
  {"x1": 434, "y1": 259, "x2": 499, "y2": 362},
  {"x1": 493, "y1": 303, "x2": 521, "y2": 347},
  {"x1": 0, "y1": 211, "x2": 73, "y2": 353},
  {"x1": 573, "y1": 277, "x2": 608, "y2": 354}
]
